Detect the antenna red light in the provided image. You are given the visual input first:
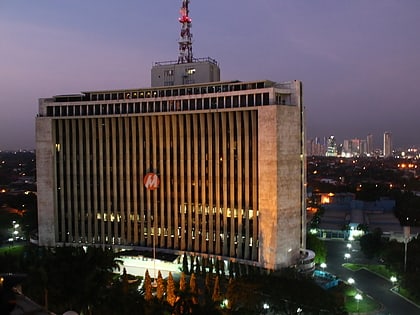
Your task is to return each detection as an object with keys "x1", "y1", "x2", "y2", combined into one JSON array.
[{"x1": 178, "y1": 0, "x2": 193, "y2": 63}]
